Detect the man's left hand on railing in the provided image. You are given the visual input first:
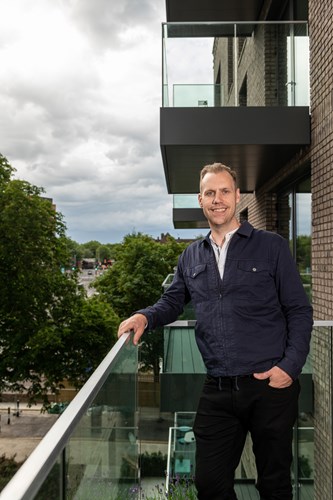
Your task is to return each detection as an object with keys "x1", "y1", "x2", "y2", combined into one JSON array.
[{"x1": 117, "y1": 313, "x2": 148, "y2": 346}]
